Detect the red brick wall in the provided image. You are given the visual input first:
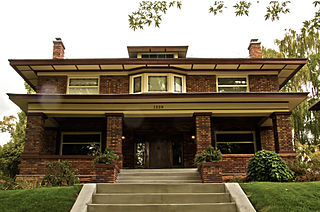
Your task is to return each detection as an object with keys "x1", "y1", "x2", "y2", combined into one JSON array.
[
  {"x1": 186, "y1": 76, "x2": 216, "y2": 92},
  {"x1": 198, "y1": 162, "x2": 222, "y2": 183},
  {"x1": 106, "y1": 114, "x2": 123, "y2": 168},
  {"x1": 271, "y1": 112, "x2": 294, "y2": 153},
  {"x1": 194, "y1": 113, "x2": 212, "y2": 153},
  {"x1": 260, "y1": 127, "x2": 275, "y2": 151},
  {"x1": 249, "y1": 75, "x2": 279, "y2": 92},
  {"x1": 37, "y1": 76, "x2": 67, "y2": 94},
  {"x1": 100, "y1": 76, "x2": 129, "y2": 94},
  {"x1": 24, "y1": 113, "x2": 46, "y2": 154},
  {"x1": 43, "y1": 128, "x2": 58, "y2": 155}
]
